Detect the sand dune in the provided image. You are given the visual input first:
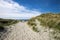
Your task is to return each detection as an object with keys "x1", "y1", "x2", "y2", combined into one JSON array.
[{"x1": 0, "y1": 20, "x2": 58, "y2": 40}]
